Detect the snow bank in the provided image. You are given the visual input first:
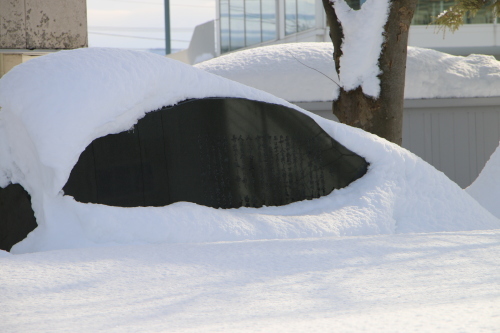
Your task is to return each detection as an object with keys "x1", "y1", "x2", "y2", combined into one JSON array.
[
  {"x1": 405, "y1": 47, "x2": 500, "y2": 99},
  {"x1": 196, "y1": 43, "x2": 500, "y2": 101},
  {"x1": 0, "y1": 48, "x2": 498, "y2": 253},
  {"x1": 466, "y1": 143, "x2": 500, "y2": 218},
  {"x1": 196, "y1": 43, "x2": 340, "y2": 103}
]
